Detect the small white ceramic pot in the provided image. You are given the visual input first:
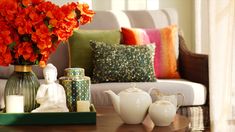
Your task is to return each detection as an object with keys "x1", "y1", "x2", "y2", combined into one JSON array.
[{"x1": 148, "y1": 100, "x2": 176, "y2": 126}]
